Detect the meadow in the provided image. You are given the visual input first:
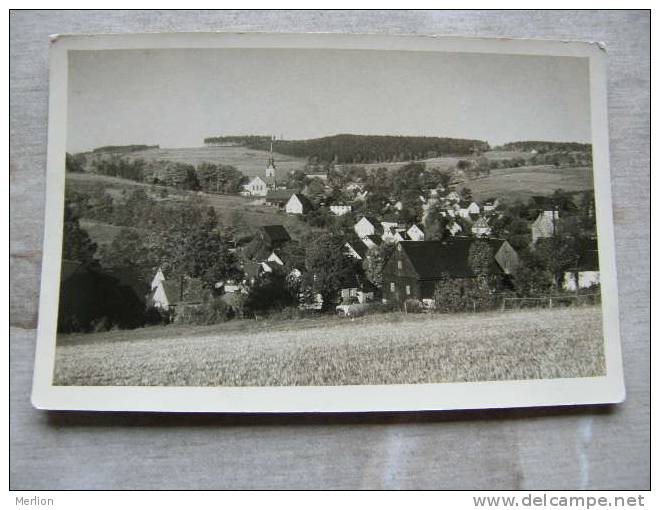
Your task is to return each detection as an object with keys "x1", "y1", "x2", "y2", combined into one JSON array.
[
  {"x1": 67, "y1": 172, "x2": 318, "y2": 245},
  {"x1": 125, "y1": 145, "x2": 308, "y2": 177},
  {"x1": 54, "y1": 306, "x2": 605, "y2": 387}
]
